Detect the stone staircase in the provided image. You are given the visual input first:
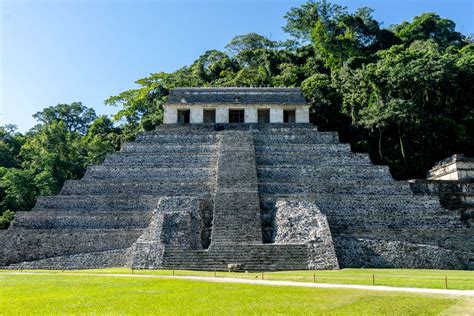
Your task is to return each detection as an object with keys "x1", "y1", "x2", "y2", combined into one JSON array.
[
  {"x1": 161, "y1": 244, "x2": 309, "y2": 271},
  {"x1": 210, "y1": 131, "x2": 262, "y2": 245},
  {"x1": 254, "y1": 125, "x2": 473, "y2": 269},
  {"x1": 0, "y1": 127, "x2": 219, "y2": 268},
  {"x1": 1, "y1": 123, "x2": 472, "y2": 270}
]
